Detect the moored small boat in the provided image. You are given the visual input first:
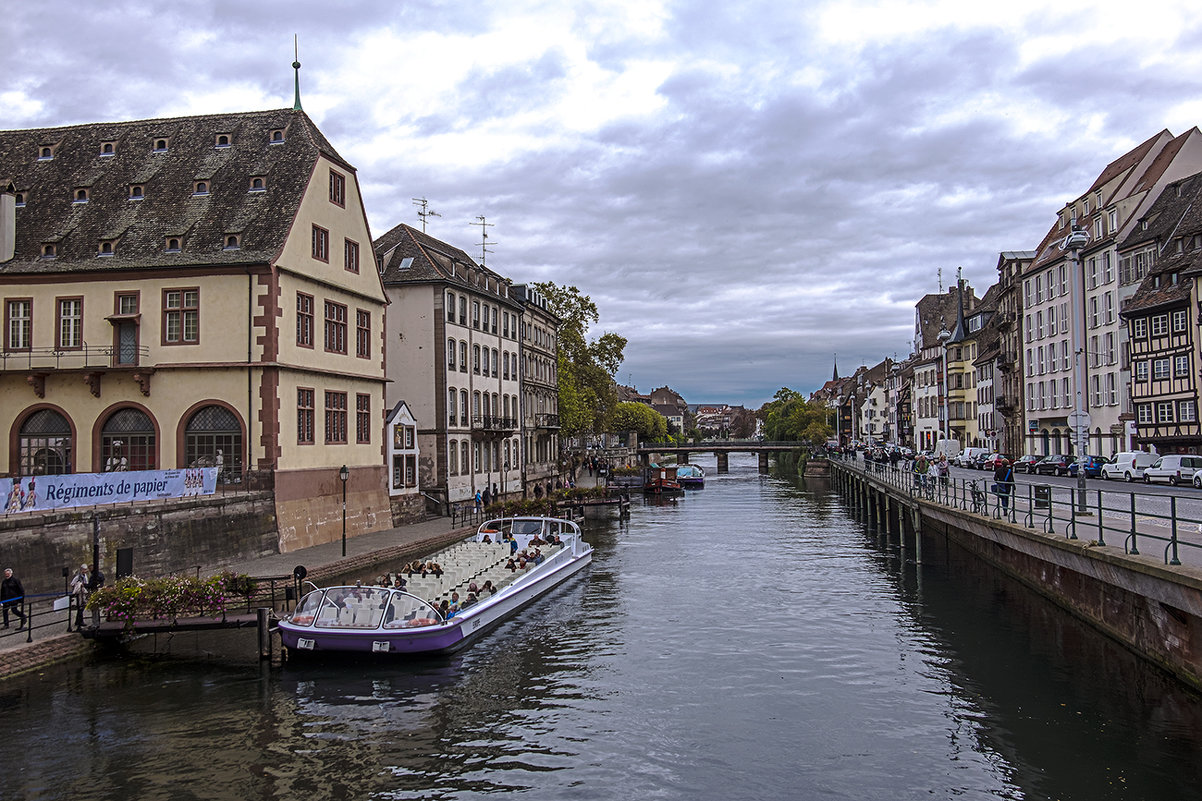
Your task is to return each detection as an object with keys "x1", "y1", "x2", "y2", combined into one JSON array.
[
  {"x1": 676, "y1": 464, "x2": 705, "y2": 488},
  {"x1": 643, "y1": 464, "x2": 683, "y2": 494},
  {"x1": 278, "y1": 516, "x2": 591, "y2": 656}
]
